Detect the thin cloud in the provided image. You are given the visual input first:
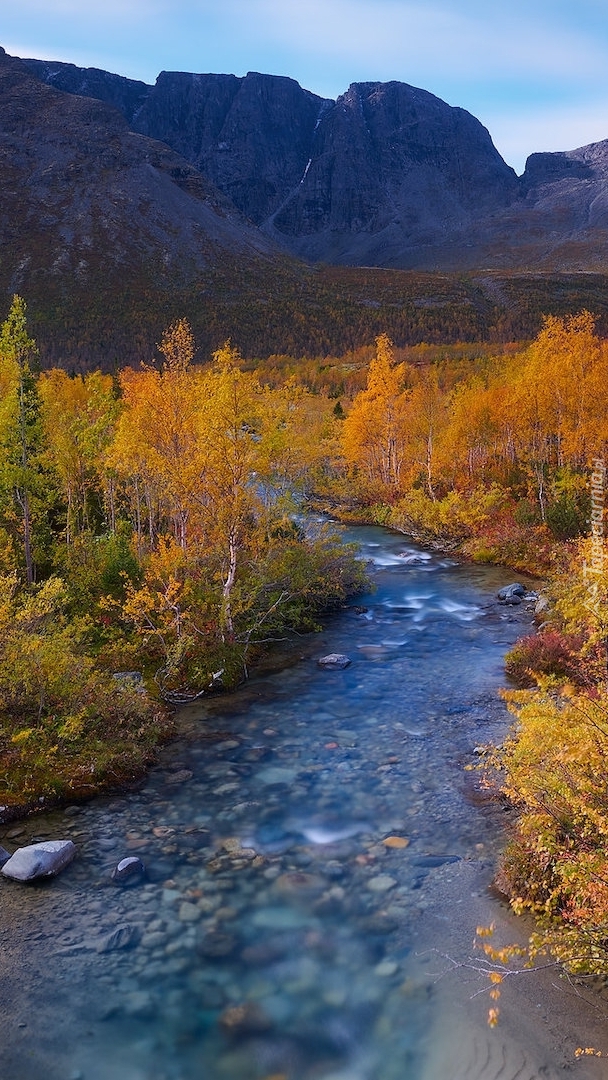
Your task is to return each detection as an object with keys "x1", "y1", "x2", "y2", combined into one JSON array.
[
  {"x1": 247, "y1": 0, "x2": 608, "y2": 84},
  {"x1": 3, "y1": 0, "x2": 608, "y2": 169}
]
